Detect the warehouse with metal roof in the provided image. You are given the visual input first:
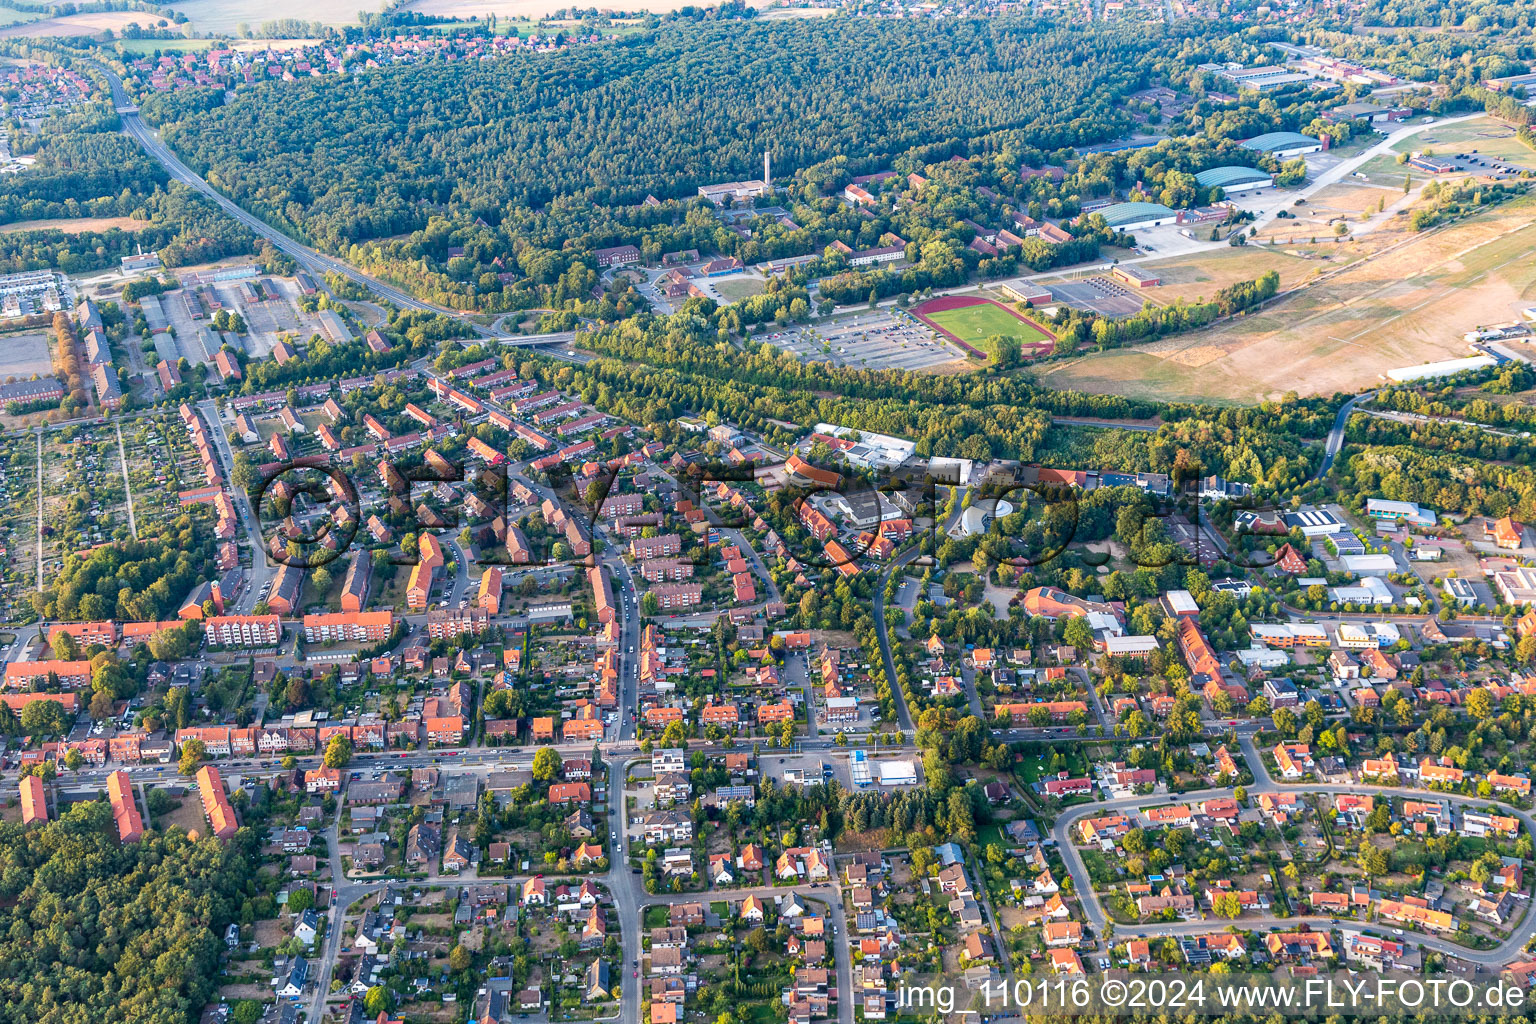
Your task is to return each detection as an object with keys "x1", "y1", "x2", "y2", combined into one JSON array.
[
  {"x1": 1194, "y1": 165, "x2": 1276, "y2": 192},
  {"x1": 1094, "y1": 201, "x2": 1179, "y2": 230},
  {"x1": 1239, "y1": 131, "x2": 1323, "y2": 157}
]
